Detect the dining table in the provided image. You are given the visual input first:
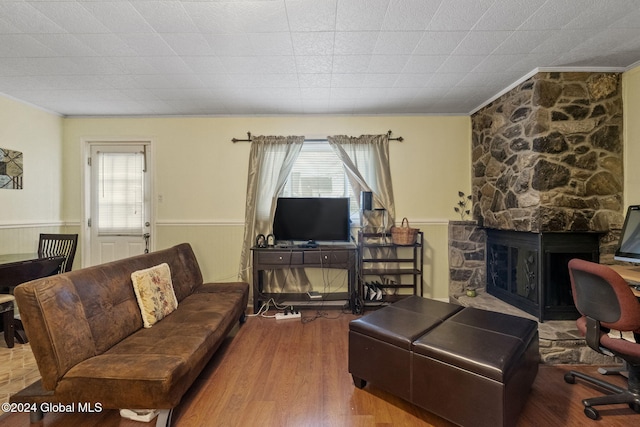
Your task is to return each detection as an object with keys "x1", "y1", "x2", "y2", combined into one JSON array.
[
  {"x1": 0, "y1": 253, "x2": 65, "y2": 291},
  {"x1": 0, "y1": 252, "x2": 65, "y2": 344}
]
